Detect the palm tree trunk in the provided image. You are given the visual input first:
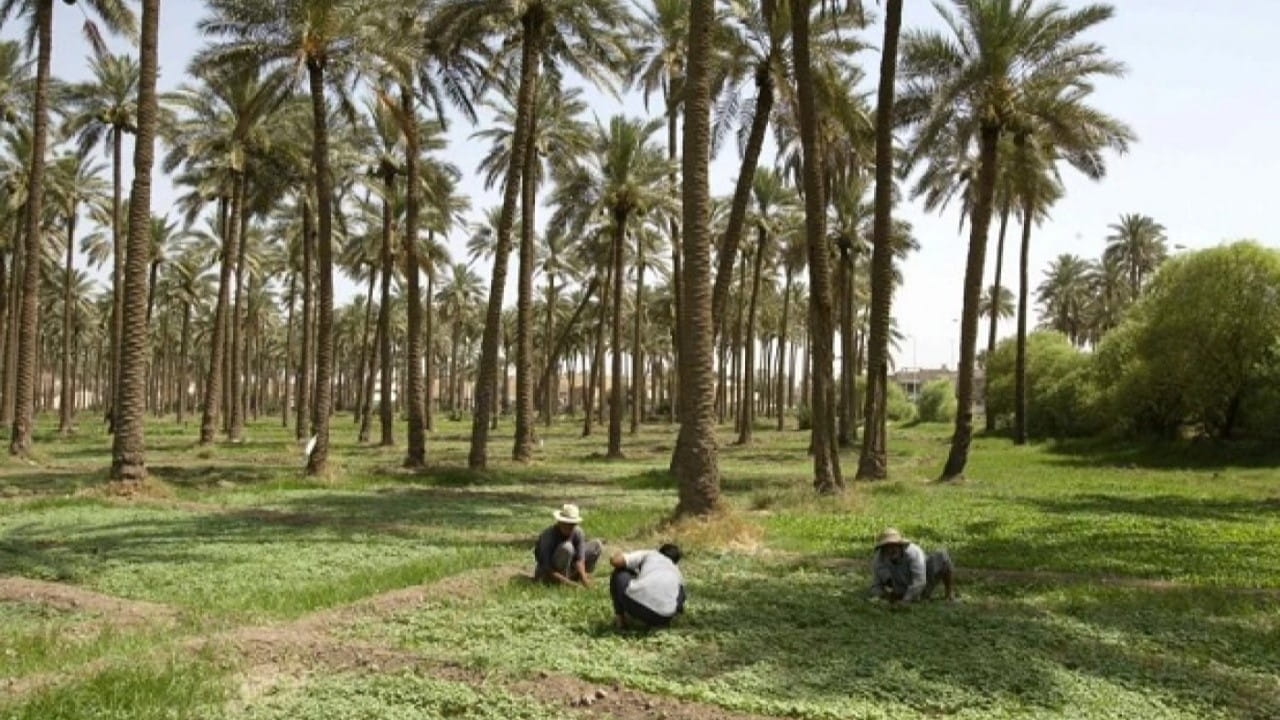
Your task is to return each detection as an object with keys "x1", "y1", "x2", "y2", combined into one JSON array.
[
  {"x1": 837, "y1": 251, "x2": 853, "y2": 447},
  {"x1": 471, "y1": 14, "x2": 541, "y2": 469},
  {"x1": 537, "y1": 277, "x2": 597, "y2": 409},
  {"x1": 421, "y1": 239, "x2": 434, "y2": 436},
  {"x1": 776, "y1": 269, "x2": 792, "y2": 430},
  {"x1": 354, "y1": 270, "x2": 375, "y2": 423},
  {"x1": 304, "y1": 59, "x2": 336, "y2": 477},
  {"x1": 109, "y1": 0, "x2": 159, "y2": 481},
  {"x1": 200, "y1": 180, "x2": 242, "y2": 444},
  {"x1": 281, "y1": 272, "x2": 294, "y2": 428},
  {"x1": 666, "y1": 91, "x2": 682, "y2": 423},
  {"x1": 377, "y1": 175, "x2": 394, "y2": 447},
  {"x1": 791, "y1": 0, "x2": 842, "y2": 492},
  {"x1": 109, "y1": 127, "x2": 124, "y2": 432},
  {"x1": 3, "y1": 238, "x2": 18, "y2": 425},
  {"x1": 178, "y1": 300, "x2": 190, "y2": 425},
  {"x1": 631, "y1": 237, "x2": 644, "y2": 434},
  {"x1": 59, "y1": 207, "x2": 76, "y2": 434},
  {"x1": 8, "y1": 0, "x2": 52, "y2": 456},
  {"x1": 941, "y1": 125, "x2": 1001, "y2": 481},
  {"x1": 0, "y1": 251, "x2": 8, "y2": 424},
  {"x1": 853, "y1": 0, "x2": 903, "y2": 479},
  {"x1": 359, "y1": 321, "x2": 378, "y2": 443},
  {"x1": 711, "y1": 41, "x2": 774, "y2": 327},
  {"x1": 296, "y1": 193, "x2": 314, "y2": 441},
  {"x1": 672, "y1": 0, "x2": 722, "y2": 516},
  {"x1": 608, "y1": 210, "x2": 627, "y2": 458},
  {"x1": 228, "y1": 175, "x2": 249, "y2": 441},
  {"x1": 737, "y1": 225, "x2": 767, "y2": 445},
  {"x1": 584, "y1": 263, "x2": 611, "y2": 437},
  {"x1": 513, "y1": 111, "x2": 539, "y2": 461},
  {"x1": 1014, "y1": 198, "x2": 1033, "y2": 445},
  {"x1": 542, "y1": 273, "x2": 555, "y2": 425},
  {"x1": 984, "y1": 203, "x2": 1011, "y2": 432}
]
